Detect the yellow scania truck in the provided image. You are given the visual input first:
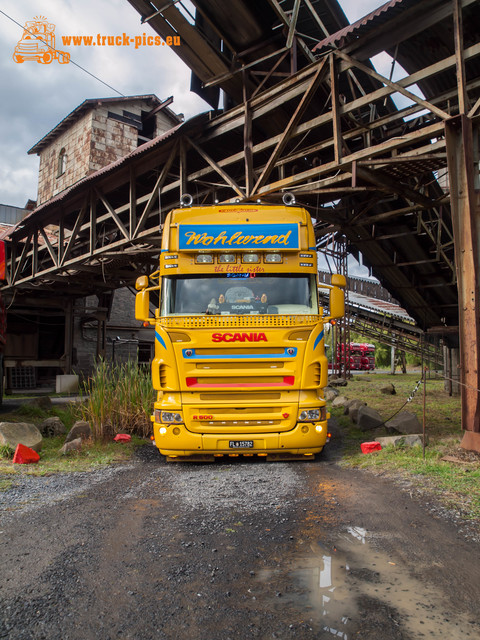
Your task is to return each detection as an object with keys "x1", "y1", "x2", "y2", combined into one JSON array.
[{"x1": 135, "y1": 200, "x2": 345, "y2": 461}]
